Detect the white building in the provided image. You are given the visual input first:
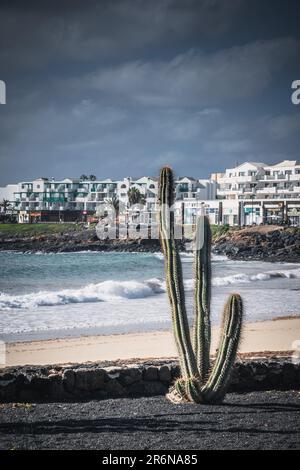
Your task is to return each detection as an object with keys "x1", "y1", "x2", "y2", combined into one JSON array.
[
  {"x1": 117, "y1": 177, "x2": 158, "y2": 212},
  {"x1": 215, "y1": 160, "x2": 300, "y2": 226},
  {"x1": 174, "y1": 199, "x2": 240, "y2": 227},
  {"x1": 1, "y1": 159, "x2": 299, "y2": 226},
  {"x1": 175, "y1": 177, "x2": 217, "y2": 201}
]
